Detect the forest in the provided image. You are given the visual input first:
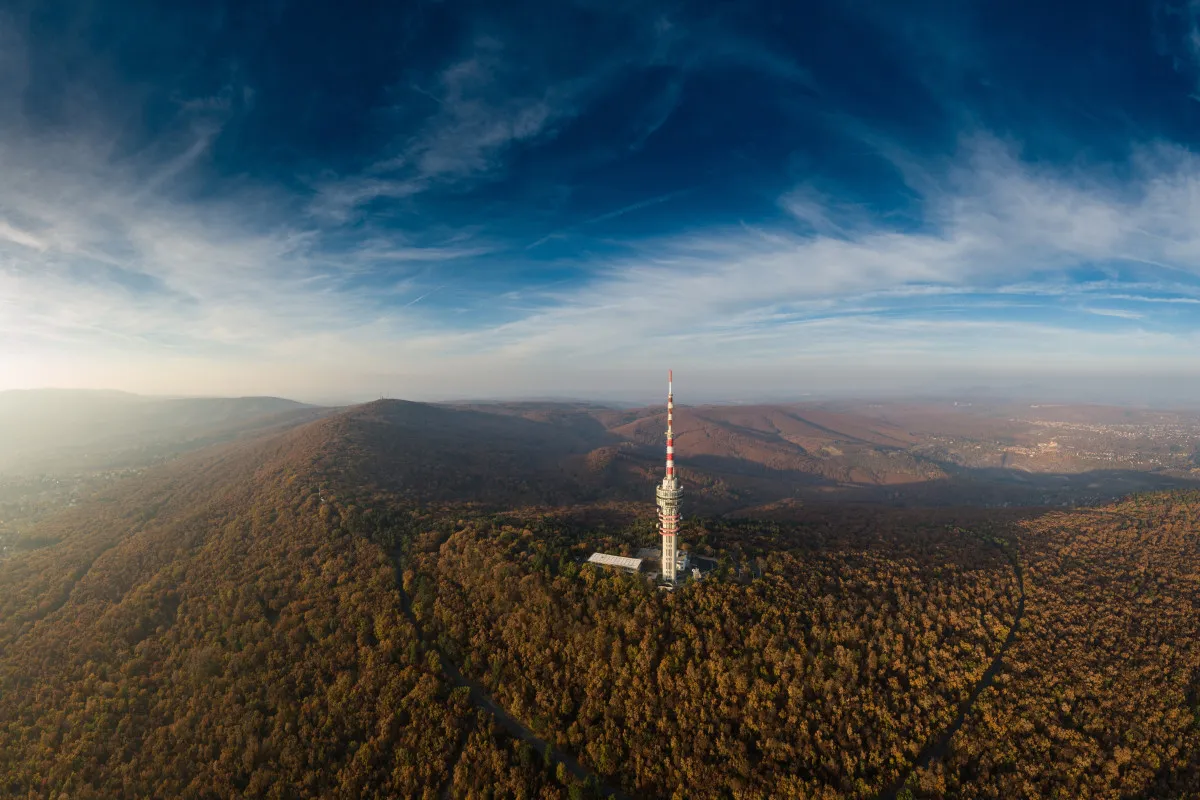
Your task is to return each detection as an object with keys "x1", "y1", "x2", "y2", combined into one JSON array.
[
  {"x1": 390, "y1": 494, "x2": 1200, "y2": 799},
  {"x1": 403, "y1": 508, "x2": 1023, "y2": 799},
  {"x1": 0, "y1": 421, "x2": 574, "y2": 799},
  {"x1": 0, "y1": 404, "x2": 1197, "y2": 798},
  {"x1": 907, "y1": 495, "x2": 1200, "y2": 798}
]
